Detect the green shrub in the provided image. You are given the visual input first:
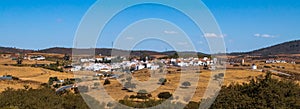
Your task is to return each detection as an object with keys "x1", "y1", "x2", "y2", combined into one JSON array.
[
  {"x1": 104, "y1": 79, "x2": 111, "y2": 85},
  {"x1": 181, "y1": 81, "x2": 191, "y2": 88},
  {"x1": 159, "y1": 78, "x2": 167, "y2": 85},
  {"x1": 264, "y1": 65, "x2": 272, "y2": 68},
  {"x1": 0, "y1": 87, "x2": 103, "y2": 108},
  {"x1": 210, "y1": 72, "x2": 300, "y2": 108},
  {"x1": 157, "y1": 92, "x2": 172, "y2": 100}
]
